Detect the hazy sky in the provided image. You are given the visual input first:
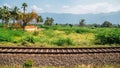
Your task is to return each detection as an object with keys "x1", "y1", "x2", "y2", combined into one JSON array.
[{"x1": 0, "y1": 0, "x2": 120, "y2": 14}]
